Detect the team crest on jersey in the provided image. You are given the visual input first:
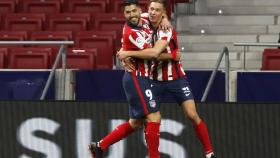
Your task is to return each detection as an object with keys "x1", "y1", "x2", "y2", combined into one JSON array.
[
  {"x1": 136, "y1": 36, "x2": 145, "y2": 45},
  {"x1": 149, "y1": 100, "x2": 156, "y2": 108}
]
